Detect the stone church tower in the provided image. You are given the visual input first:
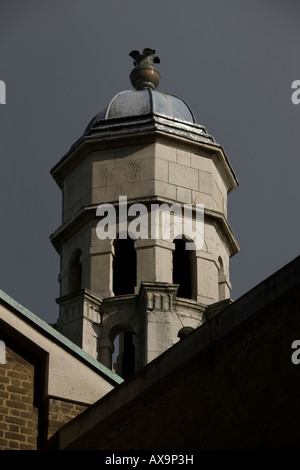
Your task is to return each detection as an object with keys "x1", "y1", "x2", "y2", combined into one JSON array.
[{"x1": 50, "y1": 49, "x2": 239, "y2": 379}]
